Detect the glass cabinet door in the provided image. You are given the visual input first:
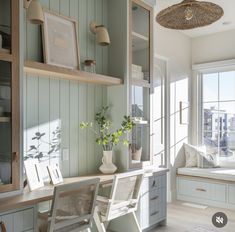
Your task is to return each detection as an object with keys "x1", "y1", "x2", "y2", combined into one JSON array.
[
  {"x1": 131, "y1": 2, "x2": 150, "y2": 83},
  {"x1": 0, "y1": 61, "x2": 12, "y2": 186},
  {"x1": 0, "y1": 0, "x2": 20, "y2": 193},
  {"x1": 130, "y1": 0, "x2": 153, "y2": 168}
]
